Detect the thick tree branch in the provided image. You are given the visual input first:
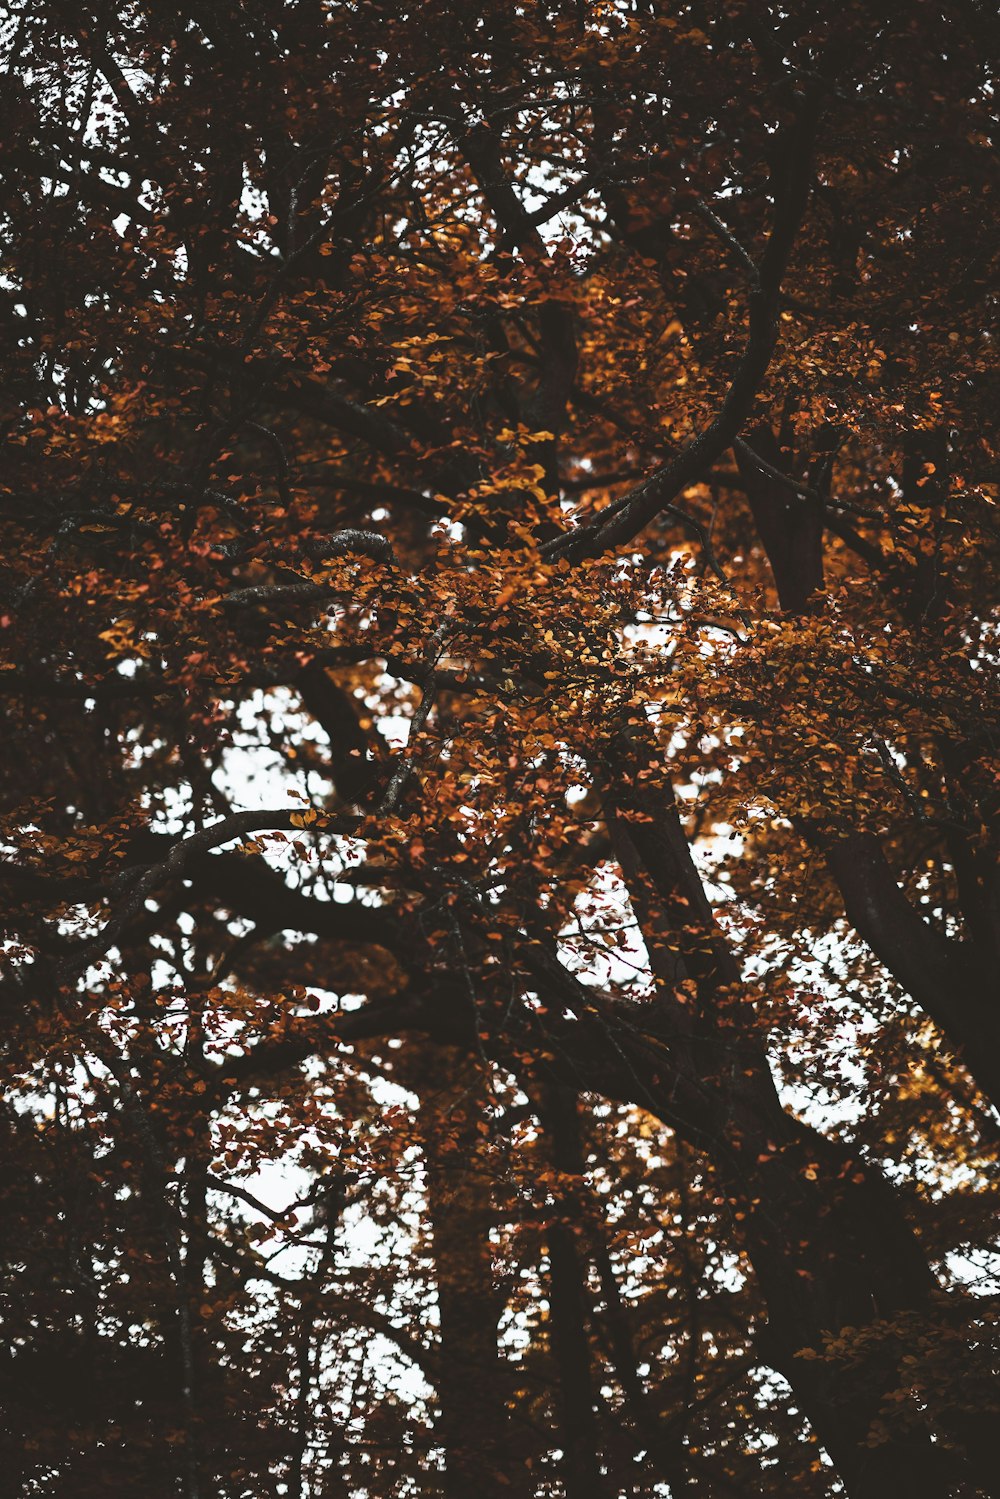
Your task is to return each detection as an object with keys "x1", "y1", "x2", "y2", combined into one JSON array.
[
  {"x1": 821, "y1": 830, "x2": 1000, "y2": 1108},
  {"x1": 455, "y1": 115, "x2": 577, "y2": 441},
  {"x1": 542, "y1": 103, "x2": 819, "y2": 563},
  {"x1": 735, "y1": 425, "x2": 825, "y2": 612},
  {"x1": 41, "y1": 810, "x2": 363, "y2": 991}
]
